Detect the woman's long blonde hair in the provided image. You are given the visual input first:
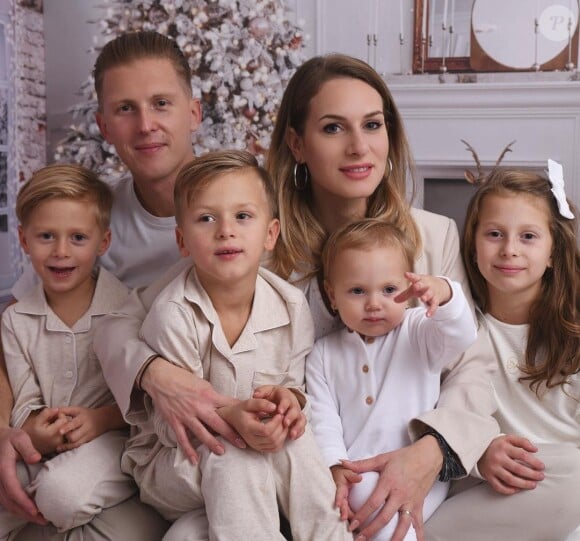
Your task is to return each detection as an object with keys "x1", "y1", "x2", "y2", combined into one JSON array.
[{"x1": 266, "y1": 54, "x2": 419, "y2": 281}]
